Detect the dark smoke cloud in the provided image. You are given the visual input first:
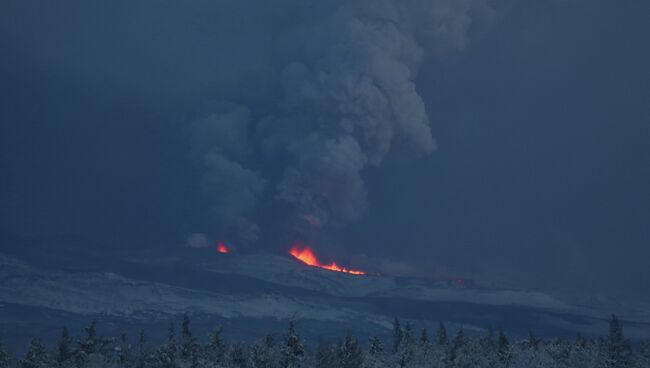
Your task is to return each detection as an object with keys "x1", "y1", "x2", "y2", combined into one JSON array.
[{"x1": 189, "y1": 0, "x2": 495, "y2": 245}]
